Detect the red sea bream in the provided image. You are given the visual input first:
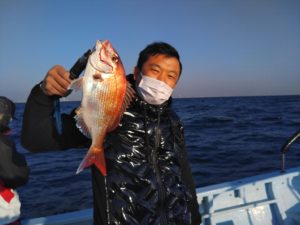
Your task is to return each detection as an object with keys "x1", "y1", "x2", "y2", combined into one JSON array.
[{"x1": 69, "y1": 40, "x2": 134, "y2": 176}]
